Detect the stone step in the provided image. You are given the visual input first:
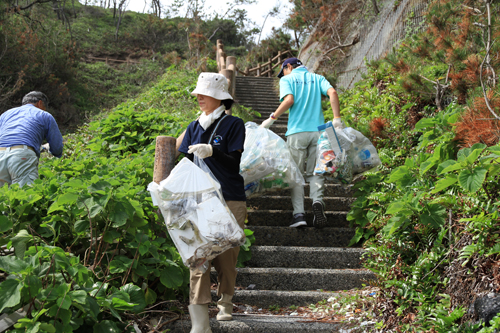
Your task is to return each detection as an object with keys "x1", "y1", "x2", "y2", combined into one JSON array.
[
  {"x1": 247, "y1": 246, "x2": 364, "y2": 269},
  {"x1": 247, "y1": 210, "x2": 349, "y2": 228},
  {"x1": 235, "y1": 86, "x2": 278, "y2": 93},
  {"x1": 212, "y1": 267, "x2": 374, "y2": 291},
  {"x1": 236, "y1": 97, "x2": 277, "y2": 103},
  {"x1": 167, "y1": 315, "x2": 342, "y2": 332},
  {"x1": 248, "y1": 226, "x2": 355, "y2": 247},
  {"x1": 210, "y1": 289, "x2": 338, "y2": 307},
  {"x1": 245, "y1": 183, "x2": 354, "y2": 199},
  {"x1": 248, "y1": 196, "x2": 354, "y2": 212},
  {"x1": 278, "y1": 183, "x2": 354, "y2": 197}
]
